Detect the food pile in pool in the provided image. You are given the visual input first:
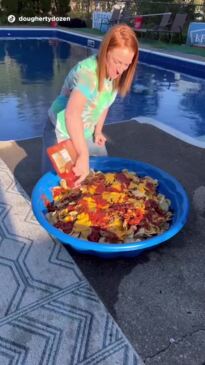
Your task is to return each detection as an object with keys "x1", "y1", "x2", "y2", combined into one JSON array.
[{"x1": 45, "y1": 170, "x2": 173, "y2": 244}]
